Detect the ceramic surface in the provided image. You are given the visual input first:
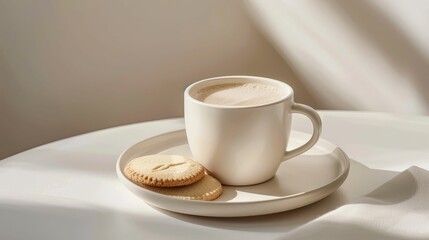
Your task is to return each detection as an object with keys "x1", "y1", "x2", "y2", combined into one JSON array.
[
  {"x1": 184, "y1": 76, "x2": 322, "y2": 185},
  {"x1": 116, "y1": 129, "x2": 349, "y2": 217}
]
